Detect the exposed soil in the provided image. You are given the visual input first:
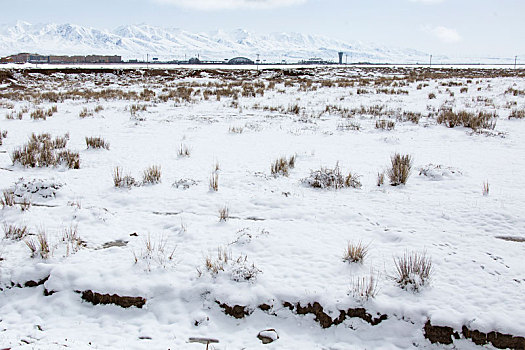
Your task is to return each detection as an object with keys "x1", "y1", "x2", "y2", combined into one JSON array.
[{"x1": 80, "y1": 290, "x2": 146, "y2": 308}]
